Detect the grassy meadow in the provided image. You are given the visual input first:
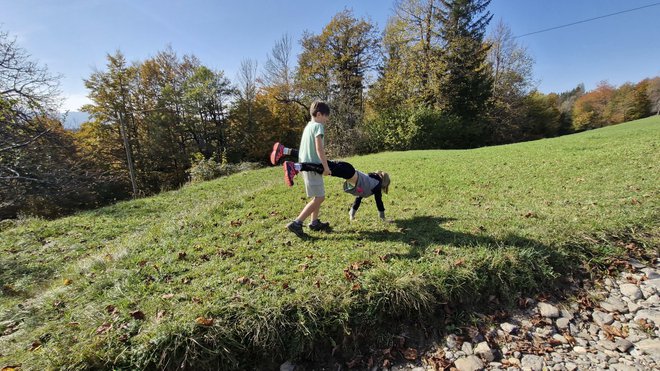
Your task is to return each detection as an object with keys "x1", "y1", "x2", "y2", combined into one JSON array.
[{"x1": 1, "y1": 116, "x2": 659, "y2": 369}]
